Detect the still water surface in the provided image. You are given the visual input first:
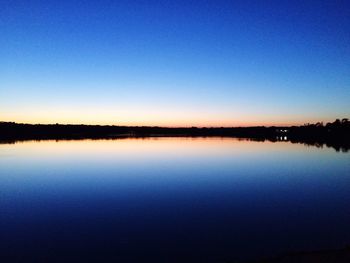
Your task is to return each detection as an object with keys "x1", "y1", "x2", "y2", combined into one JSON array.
[{"x1": 1, "y1": 138, "x2": 350, "y2": 262}]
